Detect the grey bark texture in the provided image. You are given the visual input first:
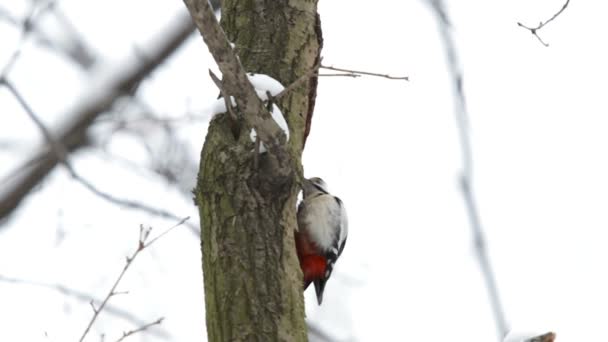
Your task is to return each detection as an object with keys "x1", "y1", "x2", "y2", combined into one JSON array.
[{"x1": 186, "y1": 0, "x2": 322, "y2": 341}]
